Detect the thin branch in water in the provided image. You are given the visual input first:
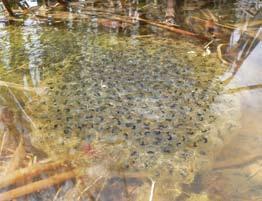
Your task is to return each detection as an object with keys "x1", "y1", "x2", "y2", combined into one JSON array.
[
  {"x1": 0, "y1": 160, "x2": 66, "y2": 189},
  {"x1": 0, "y1": 170, "x2": 76, "y2": 201}
]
